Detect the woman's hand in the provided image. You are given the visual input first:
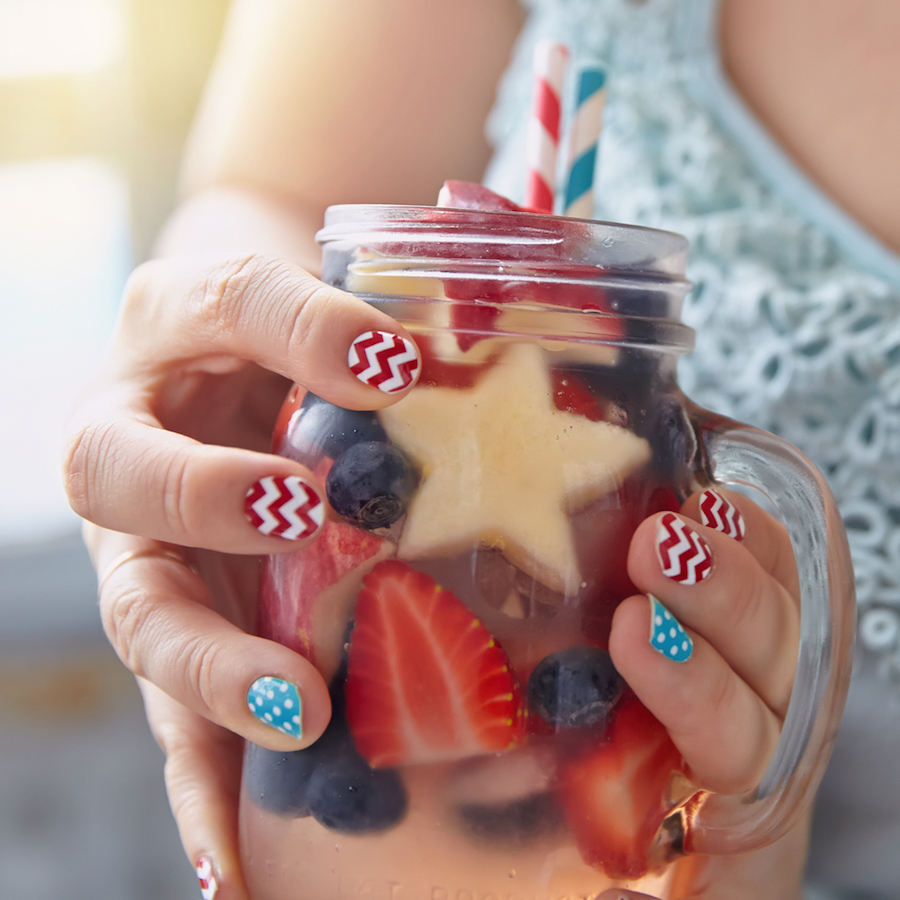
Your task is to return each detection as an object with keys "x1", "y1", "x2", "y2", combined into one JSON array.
[
  {"x1": 67, "y1": 239, "x2": 808, "y2": 899},
  {"x1": 613, "y1": 489, "x2": 799, "y2": 795},
  {"x1": 86, "y1": 486, "x2": 808, "y2": 900},
  {"x1": 604, "y1": 487, "x2": 808, "y2": 899},
  {"x1": 62, "y1": 0, "x2": 523, "y2": 886},
  {"x1": 68, "y1": 250, "x2": 422, "y2": 898}
]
